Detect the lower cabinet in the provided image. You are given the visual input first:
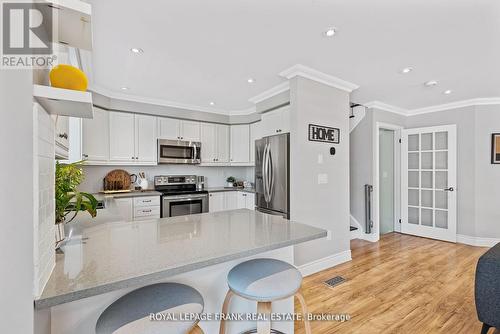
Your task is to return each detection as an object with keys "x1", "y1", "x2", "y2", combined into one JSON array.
[
  {"x1": 209, "y1": 191, "x2": 255, "y2": 212},
  {"x1": 113, "y1": 196, "x2": 161, "y2": 222}
]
